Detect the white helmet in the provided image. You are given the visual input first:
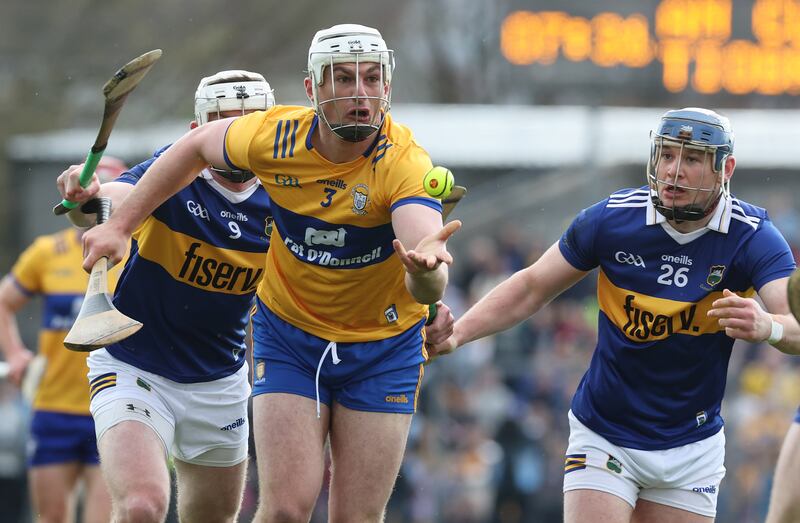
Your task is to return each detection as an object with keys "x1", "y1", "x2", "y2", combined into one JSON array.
[
  {"x1": 195, "y1": 70, "x2": 275, "y2": 182},
  {"x1": 307, "y1": 24, "x2": 394, "y2": 142},
  {"x1": 194, "y1": 70, "x2": 275, "y2": 126}
]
